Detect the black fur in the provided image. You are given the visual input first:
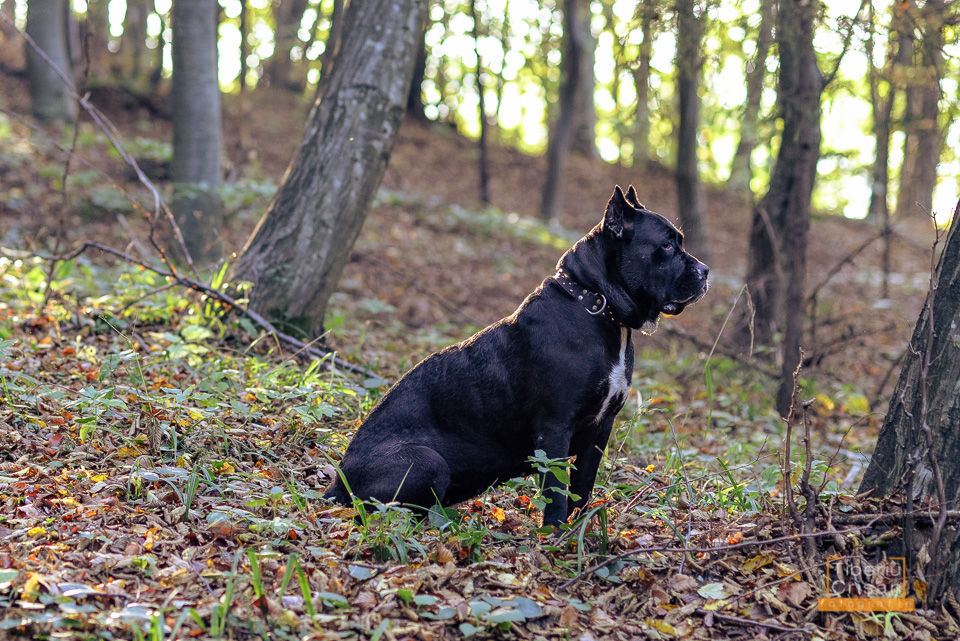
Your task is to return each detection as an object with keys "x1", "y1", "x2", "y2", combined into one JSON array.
[{"x1": 324, "y1": 186, "x2": 709, "y2": 526}]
